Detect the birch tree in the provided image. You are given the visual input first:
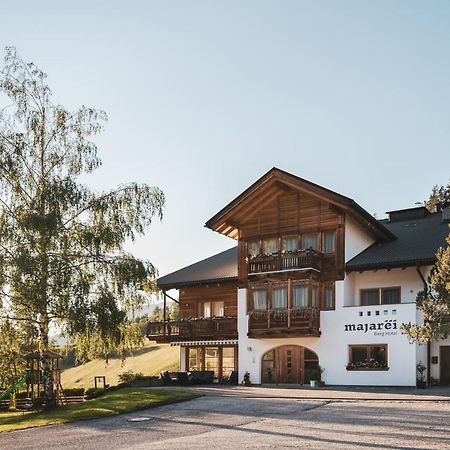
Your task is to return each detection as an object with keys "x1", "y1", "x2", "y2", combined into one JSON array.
[{"x1": 0, "y1": 47, "x2": 164, "y2": 406}]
